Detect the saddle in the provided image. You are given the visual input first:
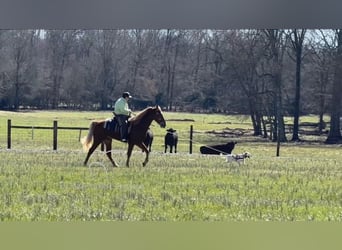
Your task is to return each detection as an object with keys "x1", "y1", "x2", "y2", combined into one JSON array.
[
  {"x1": 104, "y1": 117, "x2": 119, "y2": 133},
  {"x1": 104, "y1": 117, "x2": 131, "y2": 134}
]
